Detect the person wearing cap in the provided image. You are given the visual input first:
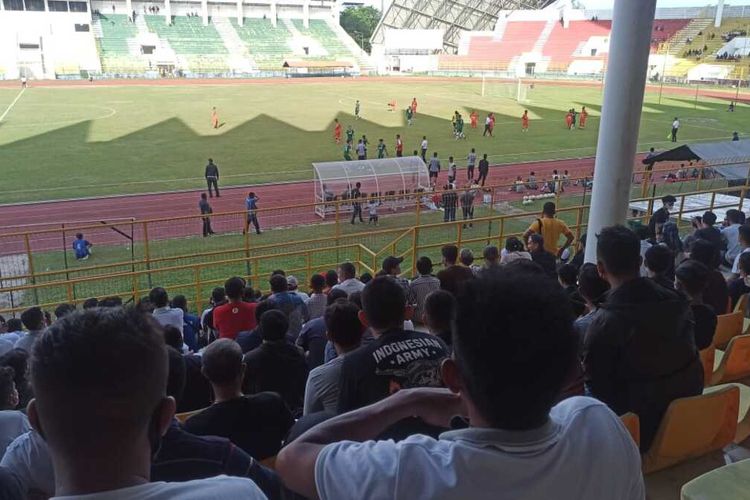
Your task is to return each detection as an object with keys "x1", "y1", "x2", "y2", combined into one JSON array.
[
  {"x1": 648, "y1": 195, "x2": 676, "y2": 241},
  {"x1": 522, "y1": 202, "x2": 574, "y2": 257},
  {"x1": 287, "y1": 276, "x2": 309, "y2": 301},
  {"x1": 382, "y1": 256, "x2": 410, "y2": 291},
  {"x1": 332, "y1": 262, "x2": 365, "y2": 297}
]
